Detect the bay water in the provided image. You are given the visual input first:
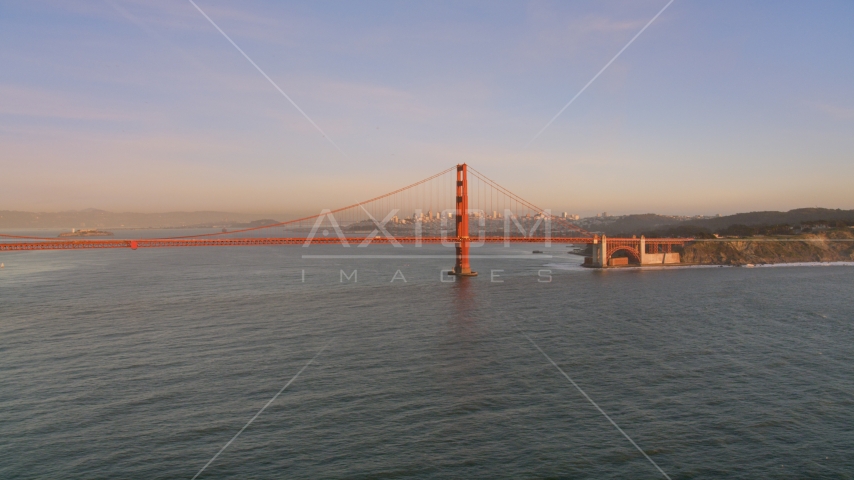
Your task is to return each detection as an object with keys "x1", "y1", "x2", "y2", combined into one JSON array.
[{"x1": 1, "y1": 238, "x2": 853, "y2": 478}]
